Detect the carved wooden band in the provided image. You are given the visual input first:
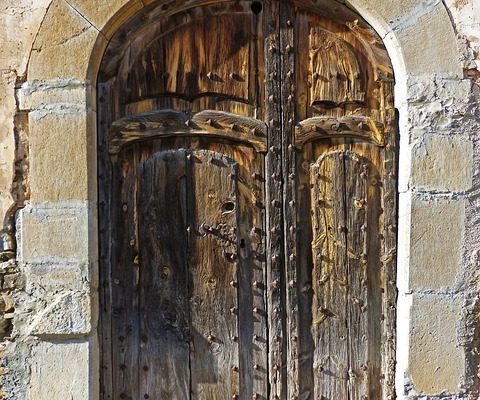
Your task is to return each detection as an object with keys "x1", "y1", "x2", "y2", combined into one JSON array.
[
  {"x1": 295, "y1": 115, "x2": 385, "y2": 148},
  {"x1": 109, "y1": 110, "x2": 268, "y2": 154}
]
